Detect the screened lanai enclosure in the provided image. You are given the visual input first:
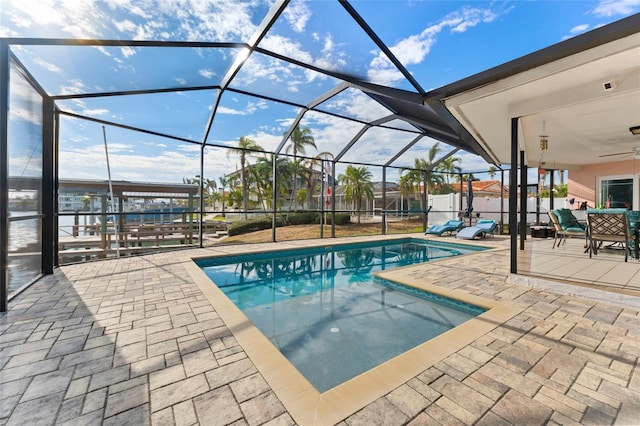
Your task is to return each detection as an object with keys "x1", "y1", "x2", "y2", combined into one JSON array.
[
  {"x1": 3, "y1": 0, "x2": 518, "y2": 308},
  {"x1": 3, "y1": 0, "x2": 637, "y2": 311}
]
